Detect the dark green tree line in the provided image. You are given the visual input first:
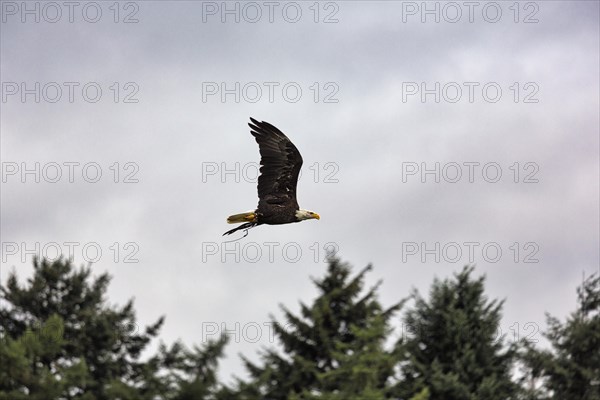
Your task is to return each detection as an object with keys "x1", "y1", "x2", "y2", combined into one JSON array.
[
  {"x1": 520, "y1": 274, "x2": 600, "y2": 400},
  {"x1": 221, "y1": 258, "x2": 403, "y2": 400},
  {"x1": 2, "y1": 257, "x2": 597, "y2": 399},
  {"x1": 0, "y1": 258, "x2": 227, "y2": 399},
  {"x1": 391, "y1": 266, "x2": 518, "y2": 399}
]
